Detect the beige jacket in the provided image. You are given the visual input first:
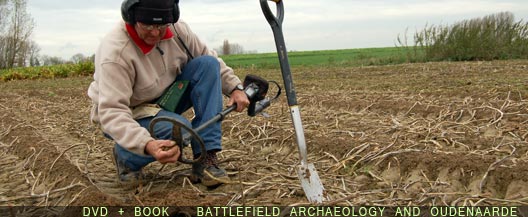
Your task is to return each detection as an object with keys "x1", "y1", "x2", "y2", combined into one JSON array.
[{"x1": 87, "y1": 20, "x2": 240, "y2": 156}]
